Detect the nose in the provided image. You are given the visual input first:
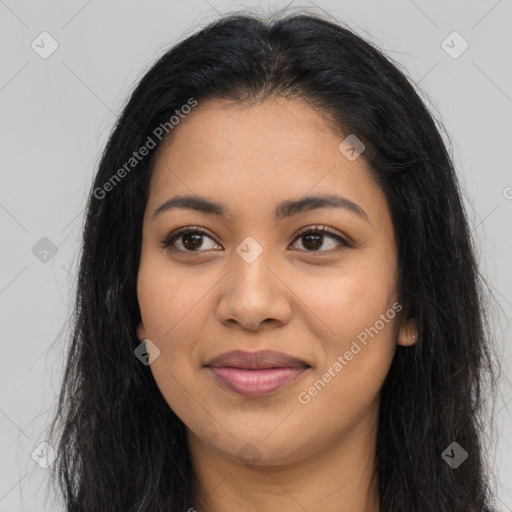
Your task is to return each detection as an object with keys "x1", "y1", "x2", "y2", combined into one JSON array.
[{"x1": 215, "y1": 247, "x2": 292, "y2": 332}]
